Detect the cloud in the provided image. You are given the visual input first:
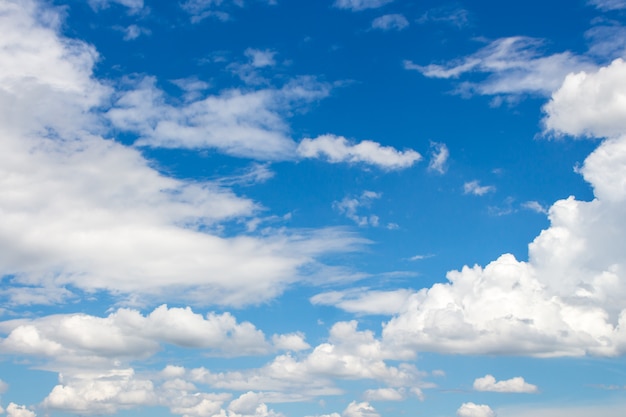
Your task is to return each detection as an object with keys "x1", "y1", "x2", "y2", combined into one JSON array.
[
  {"x1": 522, "y1": 201, "x2": 548, "y2": 214},
  {"x1": 272, "y1": 332, "x2": 311, "y2": 351},
  {"x1": 456, "y1": 403, "x2": 495, "y2": 417},
  {"x1": 371, "y1": 14, "x2": 409, "y2": 31},
  {"x1": 588, "y1": 0, "x2": 626, "y2": 10},
  {"x1": 333, "y1": 191, "x2": 381, "y2": 227},
  {"x1": 88, "y1": 0, "x2": 144, "y2": 11},
  {"x1": 417, "y1": 5, "x2": 470, "y2": 28},
  {"x1": 543, "y1": 58, "x2": 626, "y2": 139},
  {"x1": 5, "y1": 403, "x2": 36, "y2": 417},
  {"x1": 362, "y1": 387, "x2": 405, "y2": 401},
  {"x1": 298, "y1": 135, "x2": 421, "y2": 169},
  {"x1": 311, "y1": 288, "x2": 414, "y2": 315},
  {"x1": 463, "y1": 180, "x2": 495, "y2": 196},
  {"x1": 245, "y1": 48, "x2": 277, "y2": 68},
  {"x1": 180, "y1": 0, "x2": 241, "y2": 22},
  {"x1": 108, "y1": 75, "x2": 330, "y2": 160},
  {"x1": 473, "y1": 374, "x2": 538, "y2": 393},
  {"x1": 428, "y1": 142, "x2": 449, "y2": 174},
  {"x1": 342, "y1": 401, "x2": 379, "y2": 417},
  {"x1": 405, "y1": 37, "x2": 593, "y2": 97},
  {"x1": 379, "y1": 60, "x2": 626, "y2": 358},
  {"x1": 333, "y1": 0, "x2": 393, "y2": 12},
  {"x1": 118, "y1": 24, "x2": 151, "y2": 41}
]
